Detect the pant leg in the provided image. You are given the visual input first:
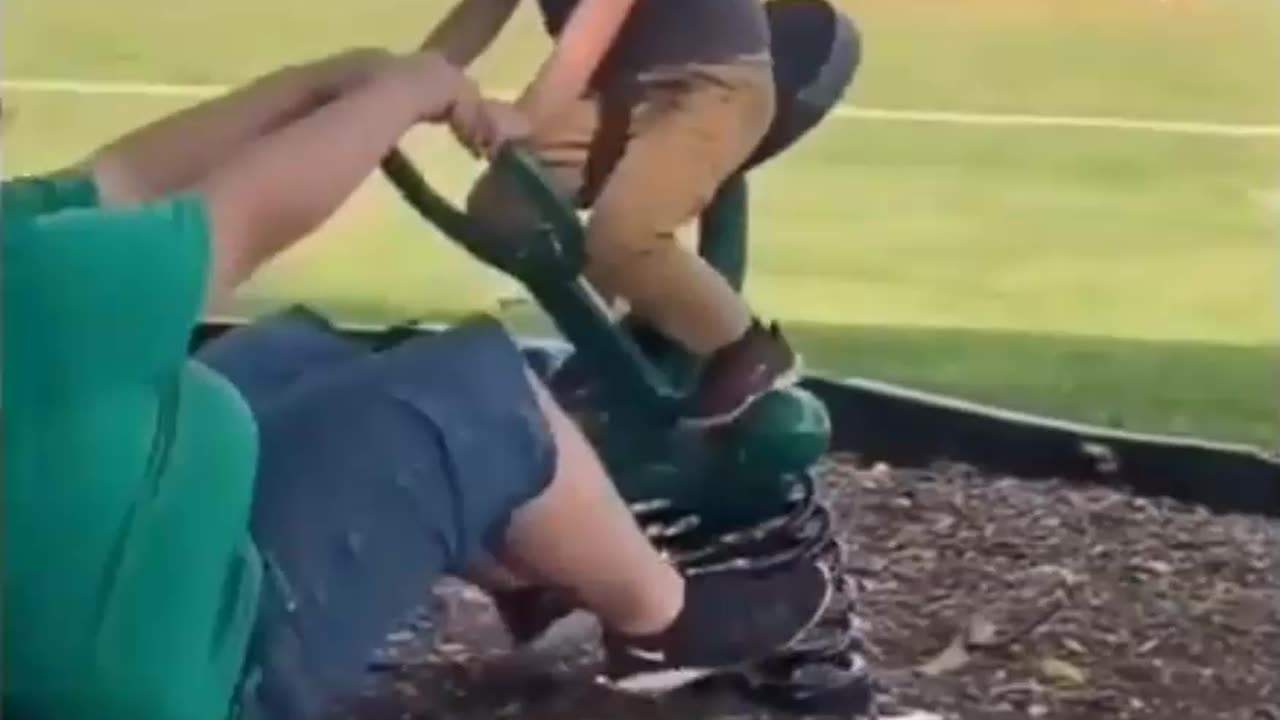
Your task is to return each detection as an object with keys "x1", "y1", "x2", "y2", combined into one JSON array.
[
  {"x1": 196, "y1": 306, "x2": 365, "y2": 414},
  {"x1": 585, "y1": 61, "x2": 776, "y2": 355},
  {"x1": 231, "y1": 318, "x2": 557, "y2": 720}
]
